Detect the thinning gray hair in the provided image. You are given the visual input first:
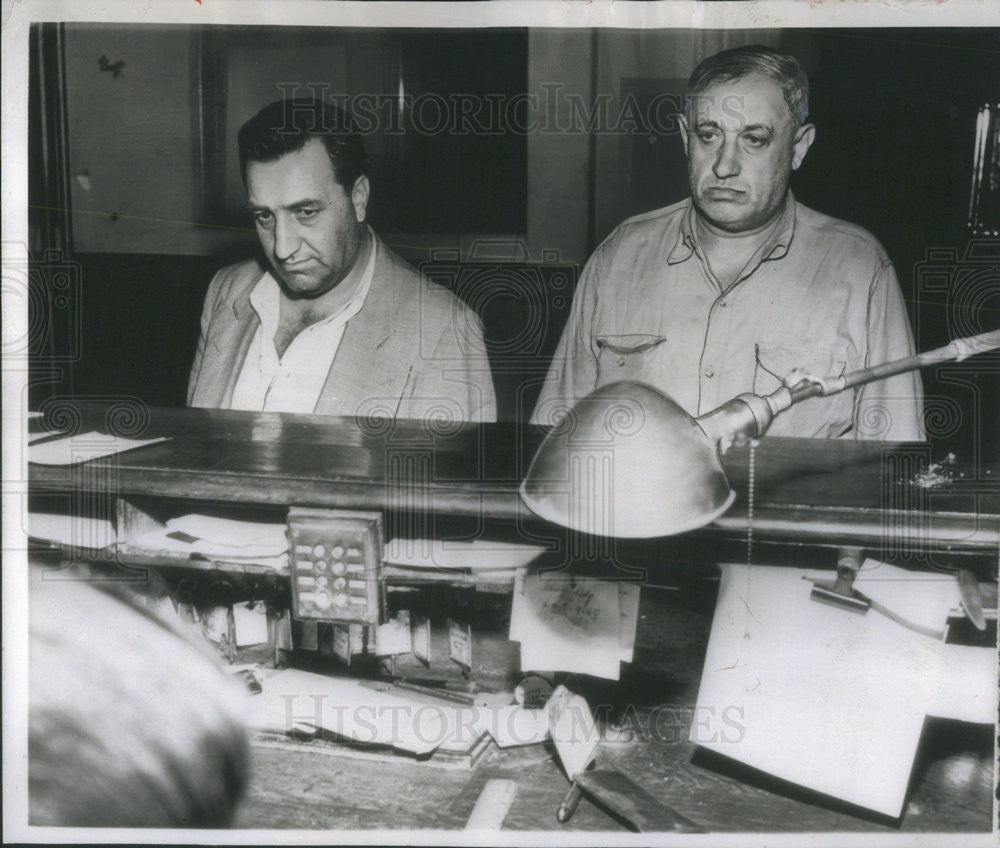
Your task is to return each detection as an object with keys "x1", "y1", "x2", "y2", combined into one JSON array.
[{"x1": 685, "y1": 45, "x2": 810, "y2": 126}]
